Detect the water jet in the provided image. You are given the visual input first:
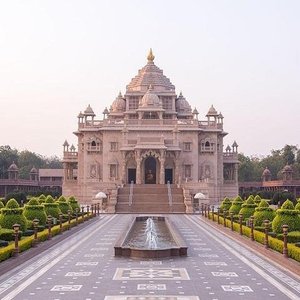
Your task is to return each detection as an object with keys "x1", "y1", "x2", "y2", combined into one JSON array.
[{"x1": 115, "y1": 216, "x2": 187, "y2": 258}]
